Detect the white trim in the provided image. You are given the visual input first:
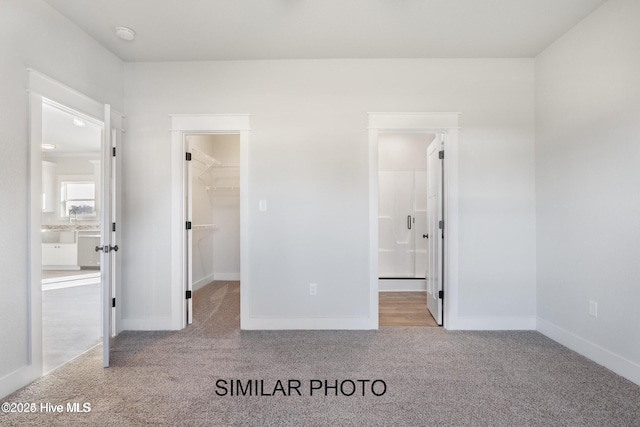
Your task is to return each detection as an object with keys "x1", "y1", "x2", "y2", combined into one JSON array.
[
  {"x1": 0, "y1": 365, "x2": 41, "y2": 399},
  {"x1": 369, "y1": 113, "x2": 460, "y2": 330},
  {"x1": 242, "y1": 317, "x2": 376, "y2": 330},
  {"x1": 213, "y1": 273, "x2": 241, "y2": 281},
  {"x1": 27, "y1": 69, "x2": 104, "y2": 121},
  {"x1": 193, "y1": 274, "x2": 215, "y2": 291},
  {"x1": 452, "y1": 316, "x2": 537, "y2": 330},
  {"x1": 11, "y1": 70, "x2": 116, "y2": 398},
  {"x1": 170, "y1": 114, "x2": 250, "y2": 331},
  {"x1": 378, "y1": 279, "x2": 427, "y2": 292},
  {"x1": 537, "y1": 318, "x2": 640, "y2": 386}
]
